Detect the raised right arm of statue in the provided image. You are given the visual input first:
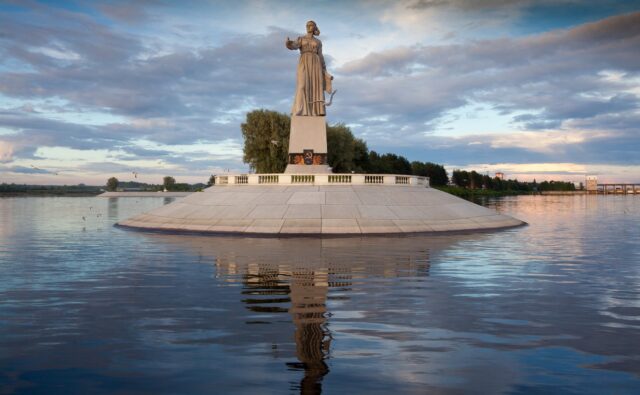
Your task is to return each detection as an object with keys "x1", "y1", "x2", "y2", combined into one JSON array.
[{"x1": 285, "y1": 36, "x2": 300, "y2": 50}]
